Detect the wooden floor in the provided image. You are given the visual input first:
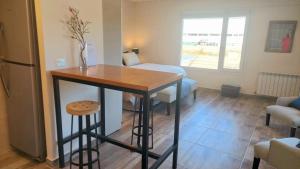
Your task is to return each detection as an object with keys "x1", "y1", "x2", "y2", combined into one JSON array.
[{"x1": 1, "y1": 88, "x2": 299, "y2": 169}]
